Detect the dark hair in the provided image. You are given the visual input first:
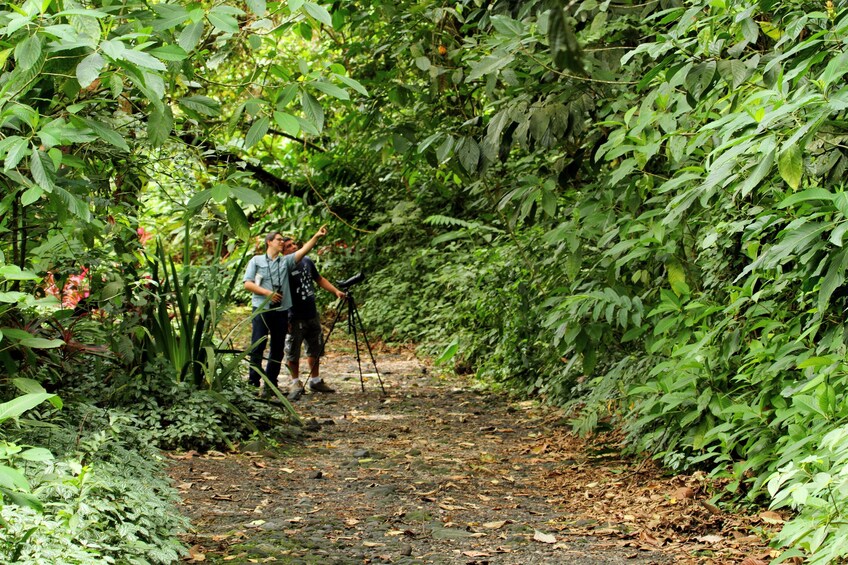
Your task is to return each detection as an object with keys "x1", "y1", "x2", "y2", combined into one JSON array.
[{"x1": 265, "y1": 232, "x2": 293, "y2": 244}]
